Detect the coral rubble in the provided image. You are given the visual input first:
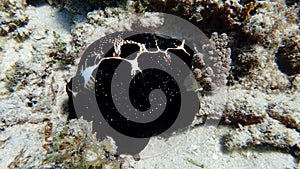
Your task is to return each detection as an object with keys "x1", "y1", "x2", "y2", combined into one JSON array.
[
  {"x1": 42, "y1": 118, "x2": 122, "y2": 169},
  {"x1": 0, "y1": 0, "x2": 28, "y2": 36}
]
